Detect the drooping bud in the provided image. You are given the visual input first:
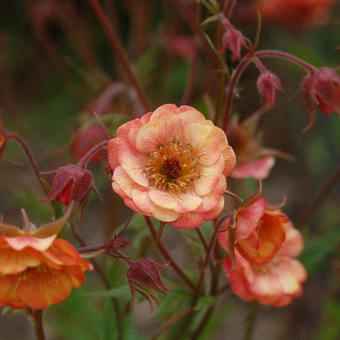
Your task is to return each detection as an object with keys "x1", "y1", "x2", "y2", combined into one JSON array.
[
  {"x1": 126, "y1": 259, "x2": 170, "y2": 311},
  {"x1": 256, "y1": 68, "x2": 283, "y2": 104},
  {"x1": 219, "y1": 15, "x2": 247, "y2": 61},
  {"x1": 301, "y1": 67, "x2": 340, "y2": 115},
  {"x1": 41, "y1": 164, "x2": 97, "y2": 206}
]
